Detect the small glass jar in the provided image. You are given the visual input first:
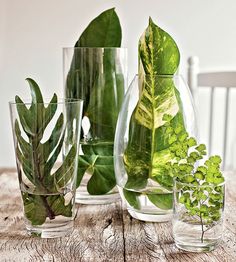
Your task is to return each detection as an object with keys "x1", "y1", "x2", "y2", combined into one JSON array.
[{"x1": 173, "y1": 179, "x2": 225, "y2": 252}]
